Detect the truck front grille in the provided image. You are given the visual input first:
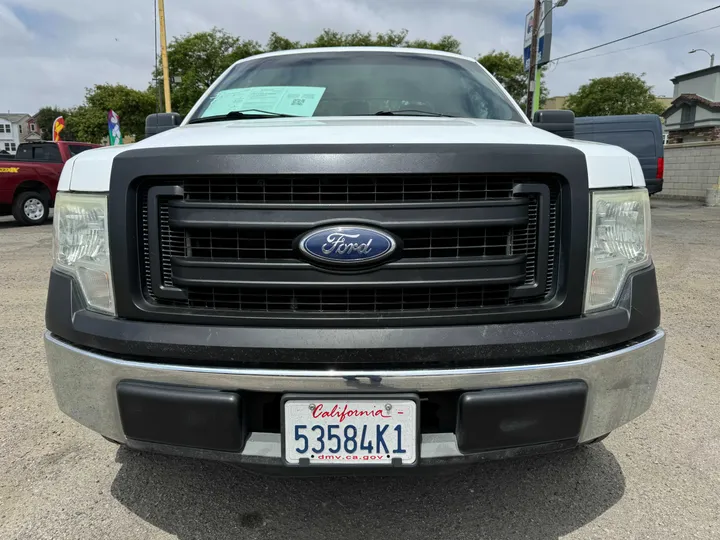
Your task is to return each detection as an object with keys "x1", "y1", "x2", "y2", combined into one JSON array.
[{"x1": 139, "y1": 173, "x2": 561, "y2": 322}]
